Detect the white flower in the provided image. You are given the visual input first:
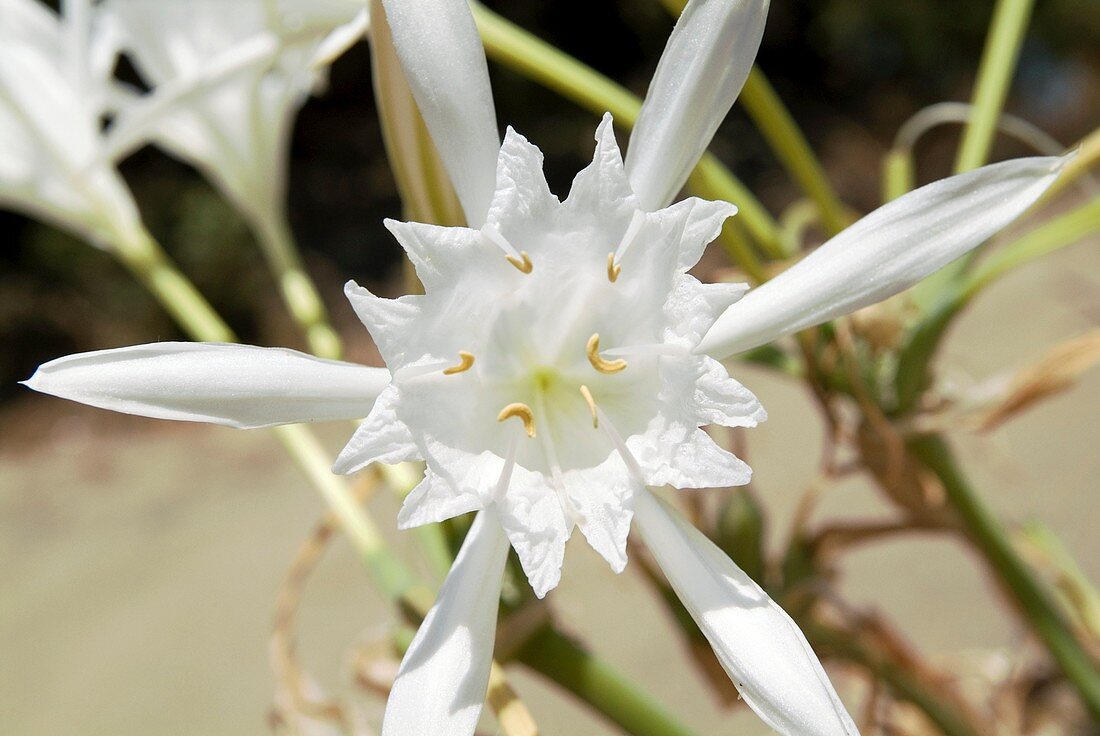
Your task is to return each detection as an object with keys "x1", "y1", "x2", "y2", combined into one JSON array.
[
  {"x1": 23, "y1": 0, "x2": 1070, "y2": 735},
  {"x1": 102, "y1": 0, "x2": 367, "y2": 226},
  {"x1": 0, "y1": 0, "x2": 142, "y2": 248}
]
